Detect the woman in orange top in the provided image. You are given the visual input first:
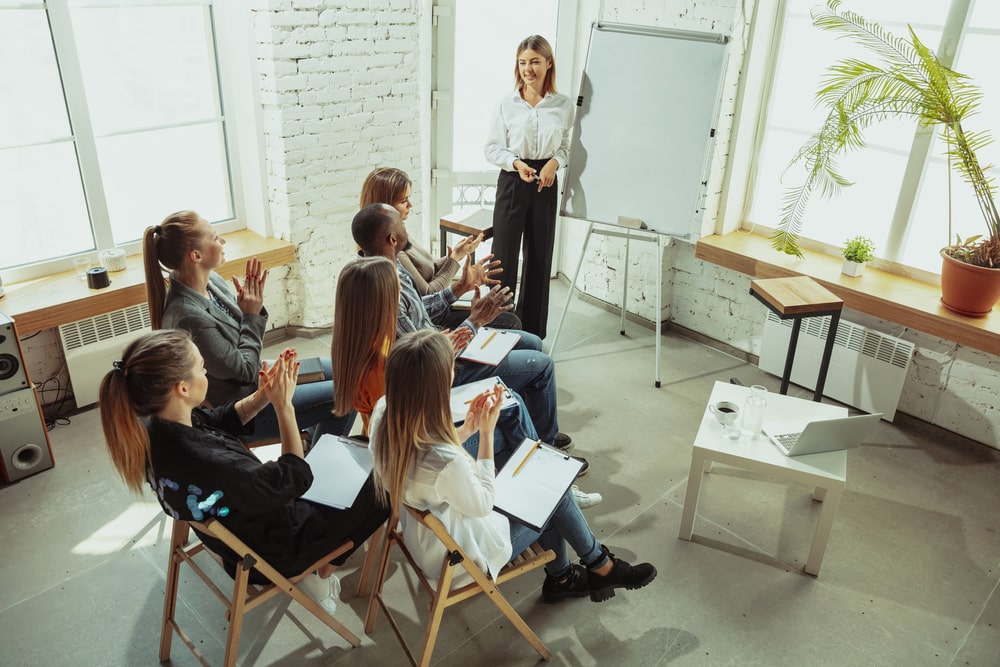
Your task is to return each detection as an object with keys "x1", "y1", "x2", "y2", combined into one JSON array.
[{"x1": 332, "y1": 256, "x2": 398, "y2": 434}]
